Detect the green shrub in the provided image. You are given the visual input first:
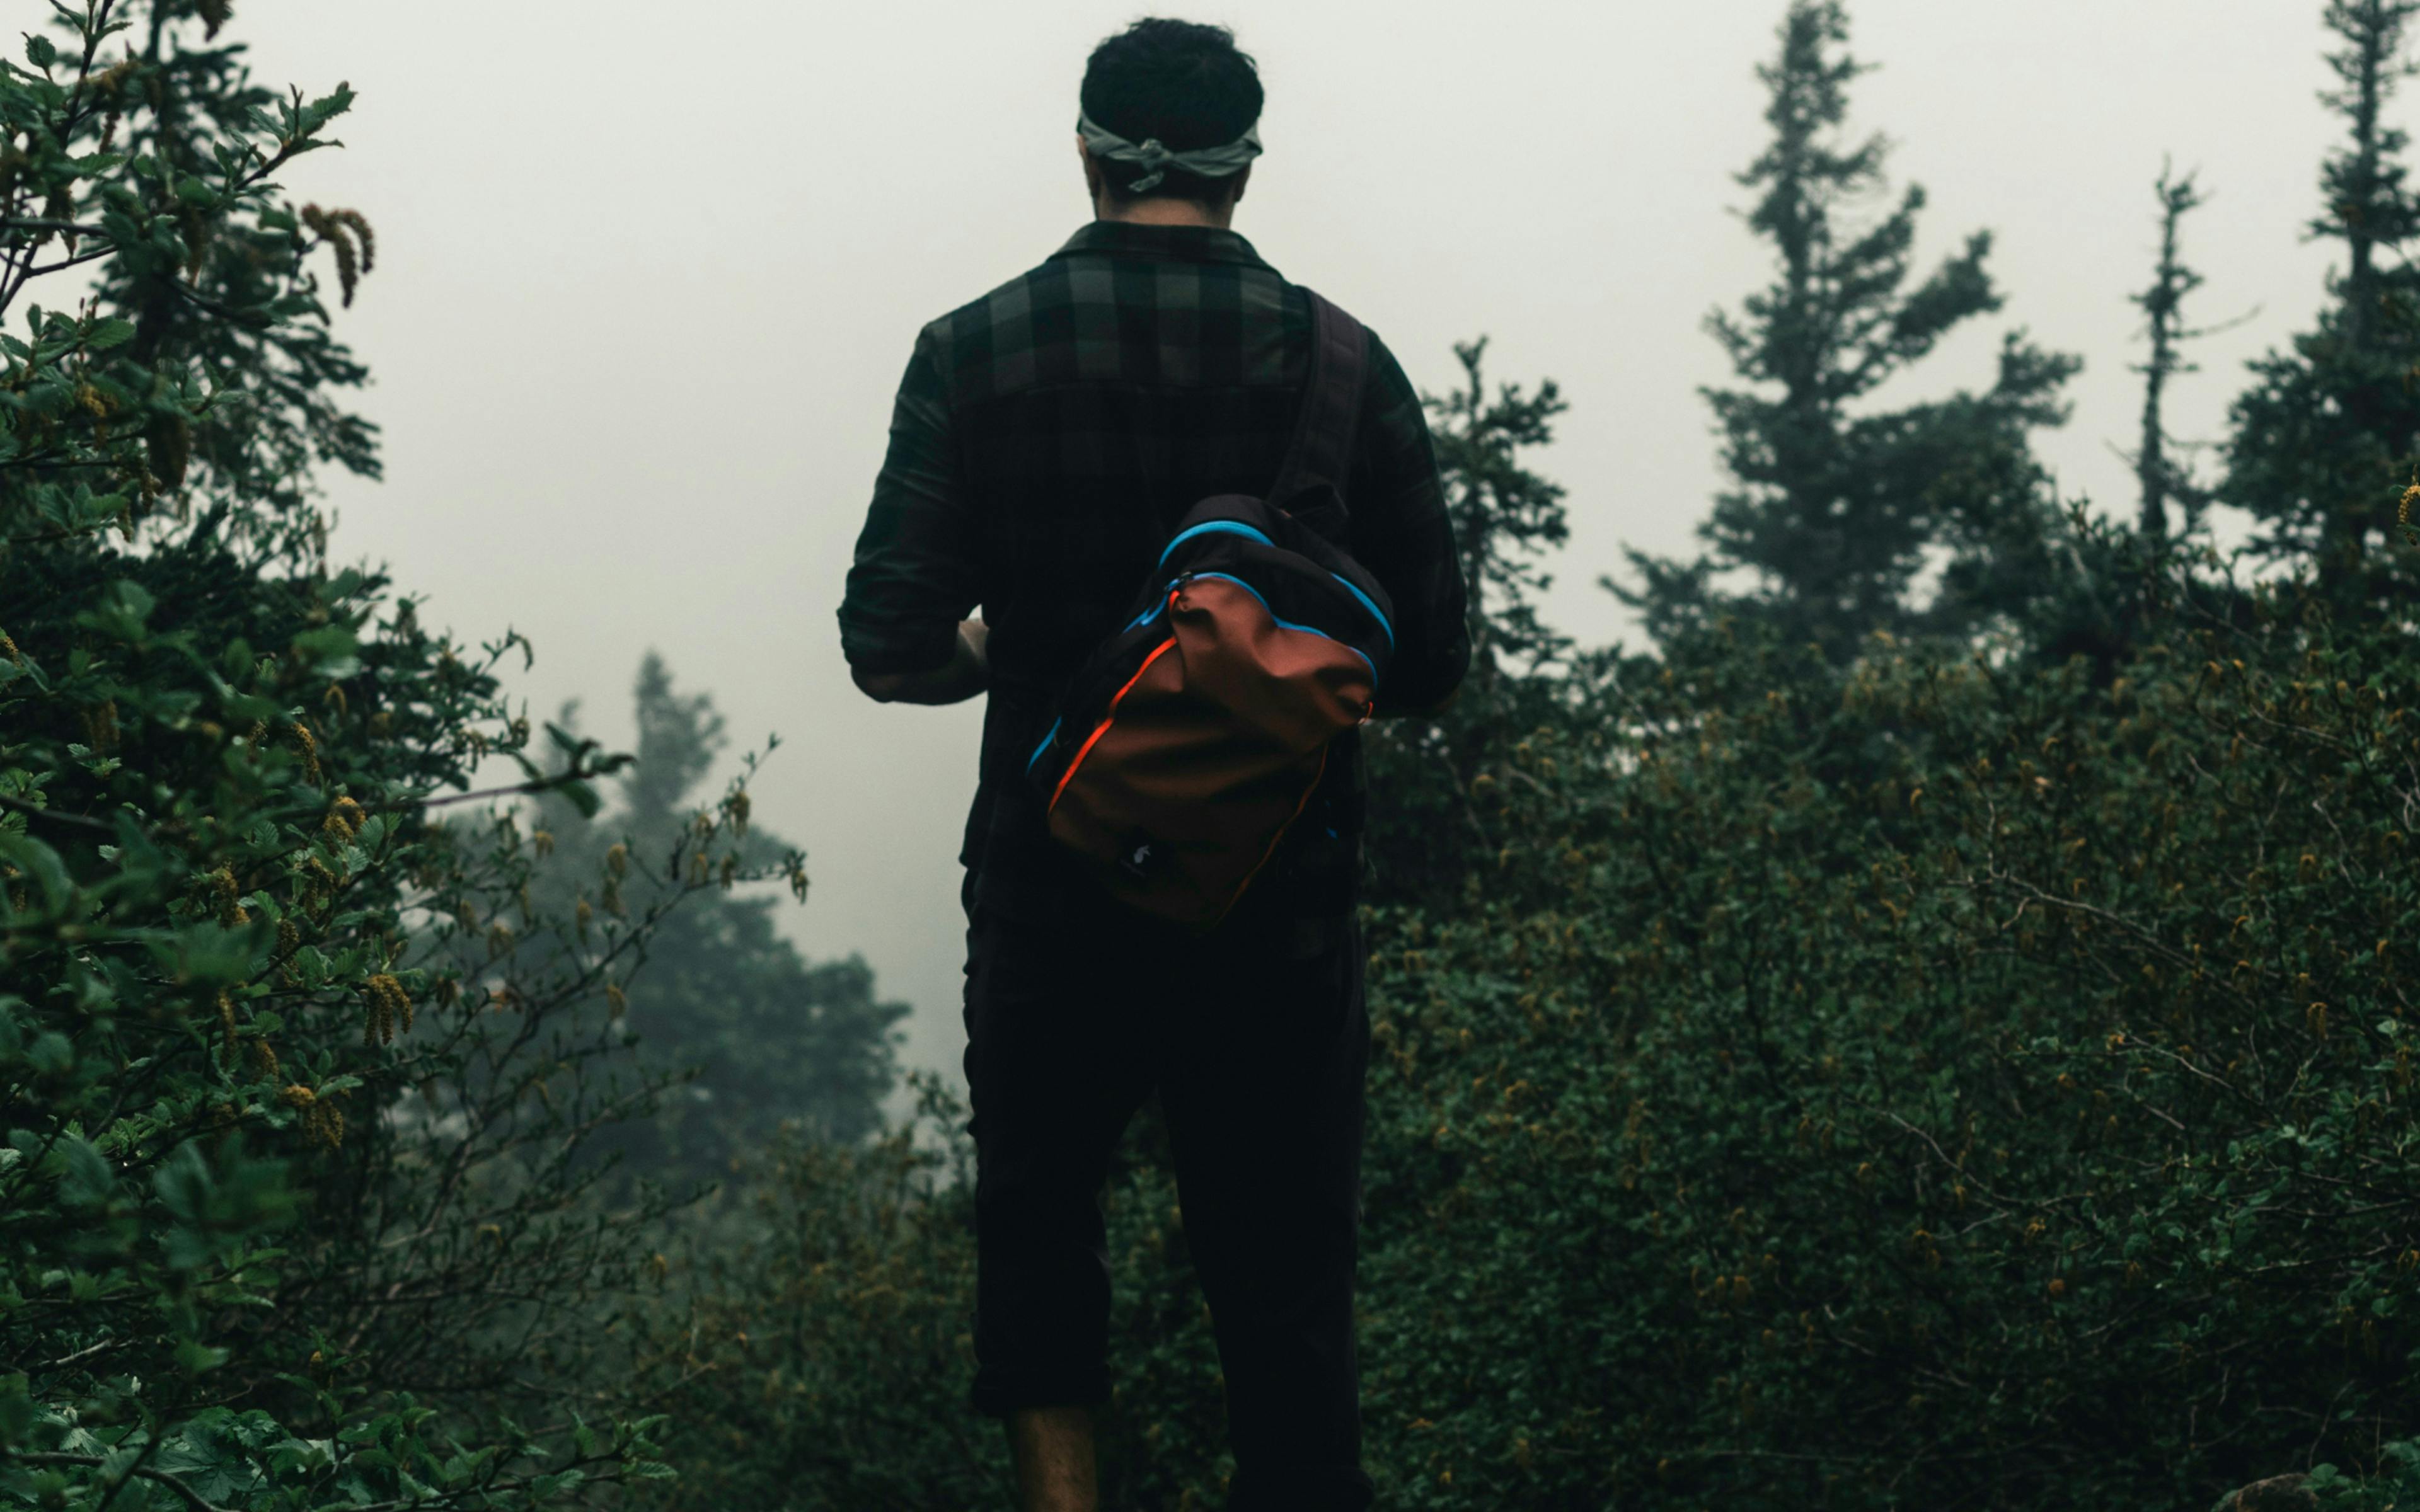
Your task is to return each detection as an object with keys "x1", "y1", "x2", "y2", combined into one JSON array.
[
  {"x1": 646, "y1": 565, "x2": 2420, "y2": 1511},
  {"x1": 0, "y1": 6, "x2": 775, "y2": 1505},
  {"x1": 631, "y1": 1077, "x2": 995, "y2": 1511},
  {"x1": 1351, "y1": 573, "x2": 2420, "y2": 1509},
  {"x1": 633, "y1": 1074, "x2": 1248, "y2": 1512}
]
